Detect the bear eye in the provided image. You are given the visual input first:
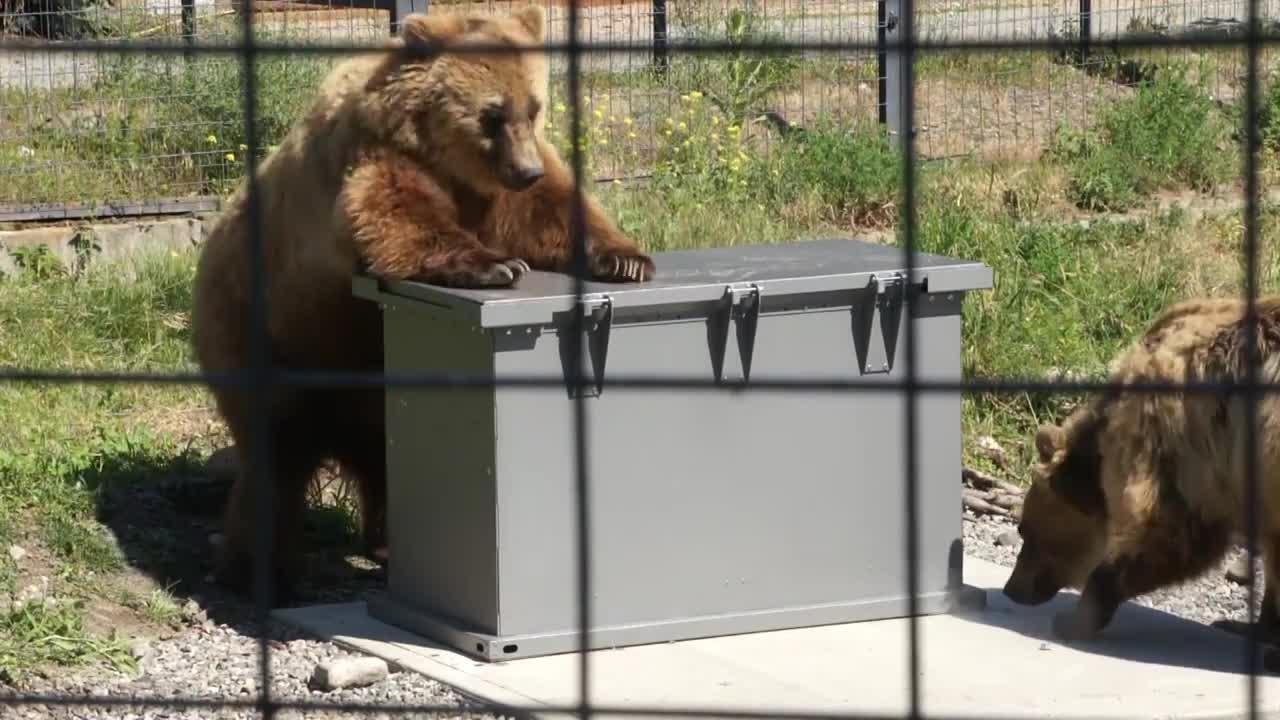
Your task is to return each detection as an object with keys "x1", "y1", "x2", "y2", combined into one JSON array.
[{"x1": 481, "y1": 105, "x2": 505, "y2": 137}]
